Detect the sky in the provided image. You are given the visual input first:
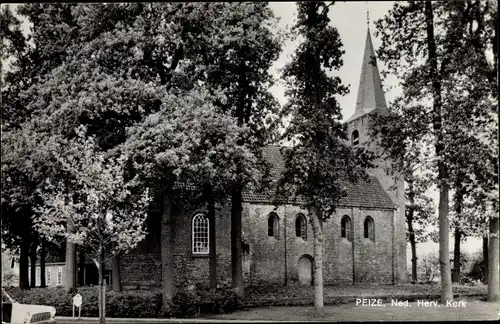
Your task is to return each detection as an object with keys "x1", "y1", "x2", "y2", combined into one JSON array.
[
  {"x1": 3, "y1": 2, "x2": 483, "y2": 259},
  {"x1": 268, "y1": 1, "x2": 399, "y2": 122}
]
